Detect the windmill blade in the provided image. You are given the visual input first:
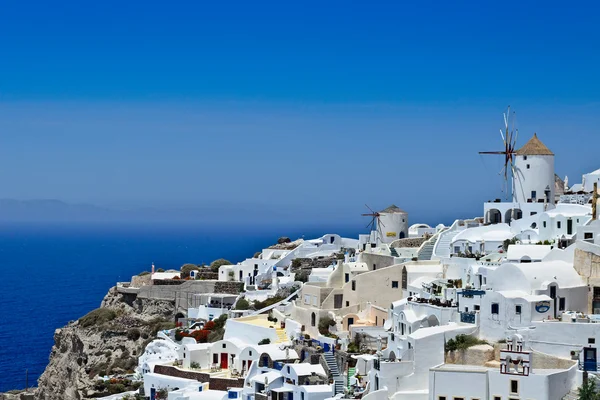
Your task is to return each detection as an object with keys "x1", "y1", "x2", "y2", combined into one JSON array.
[
  {"x1": 377, "y1": 217, "x2": 386, "y2": 228},
  {"x1": 365, "y1": 204, "x2": 375, "y2": 214},
  {"x1": 479, "y1": 151, "x2": 506, "y2": 154},
  {"x1": 499, "y1": 128, "x2": 505, "y2": 144}
]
